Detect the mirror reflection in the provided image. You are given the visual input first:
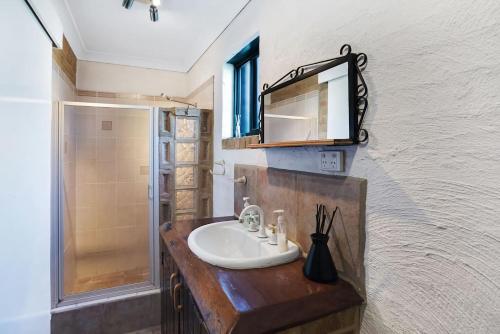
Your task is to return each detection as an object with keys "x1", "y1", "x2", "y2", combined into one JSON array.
[{"x1": 263, "y1": 61, "x2": 351, "y2": 144}]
